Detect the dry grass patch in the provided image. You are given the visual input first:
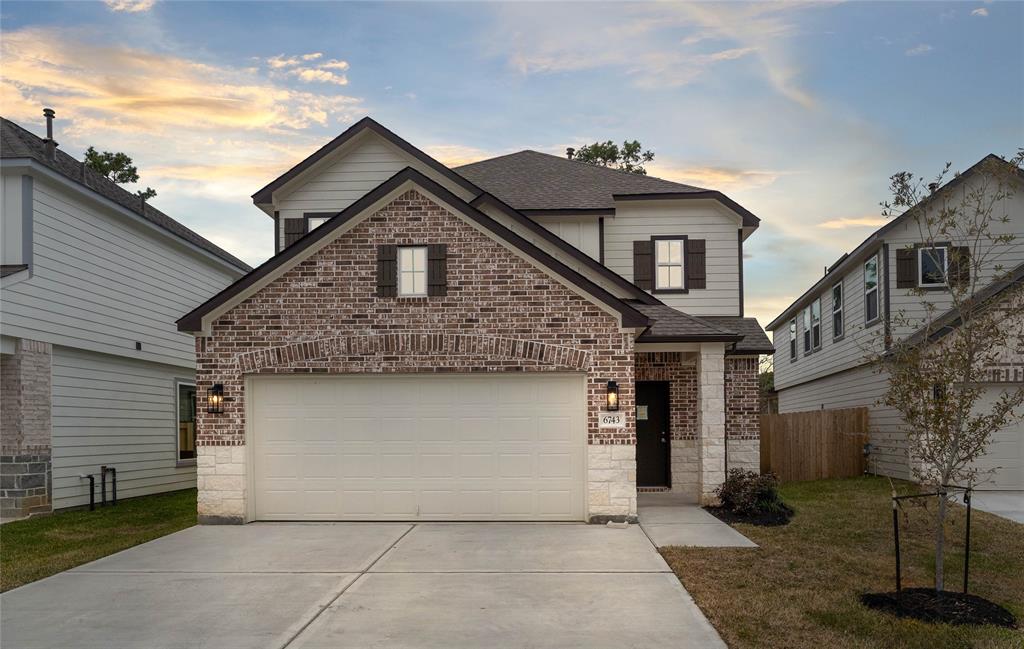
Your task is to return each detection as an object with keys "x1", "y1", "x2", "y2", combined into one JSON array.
[
  {"x1": 1, "y1": 488, "x2": 196, "y2": 592},
  {"x1": 661, "y1": 477, "x2": 1023, "y2": 649}
]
